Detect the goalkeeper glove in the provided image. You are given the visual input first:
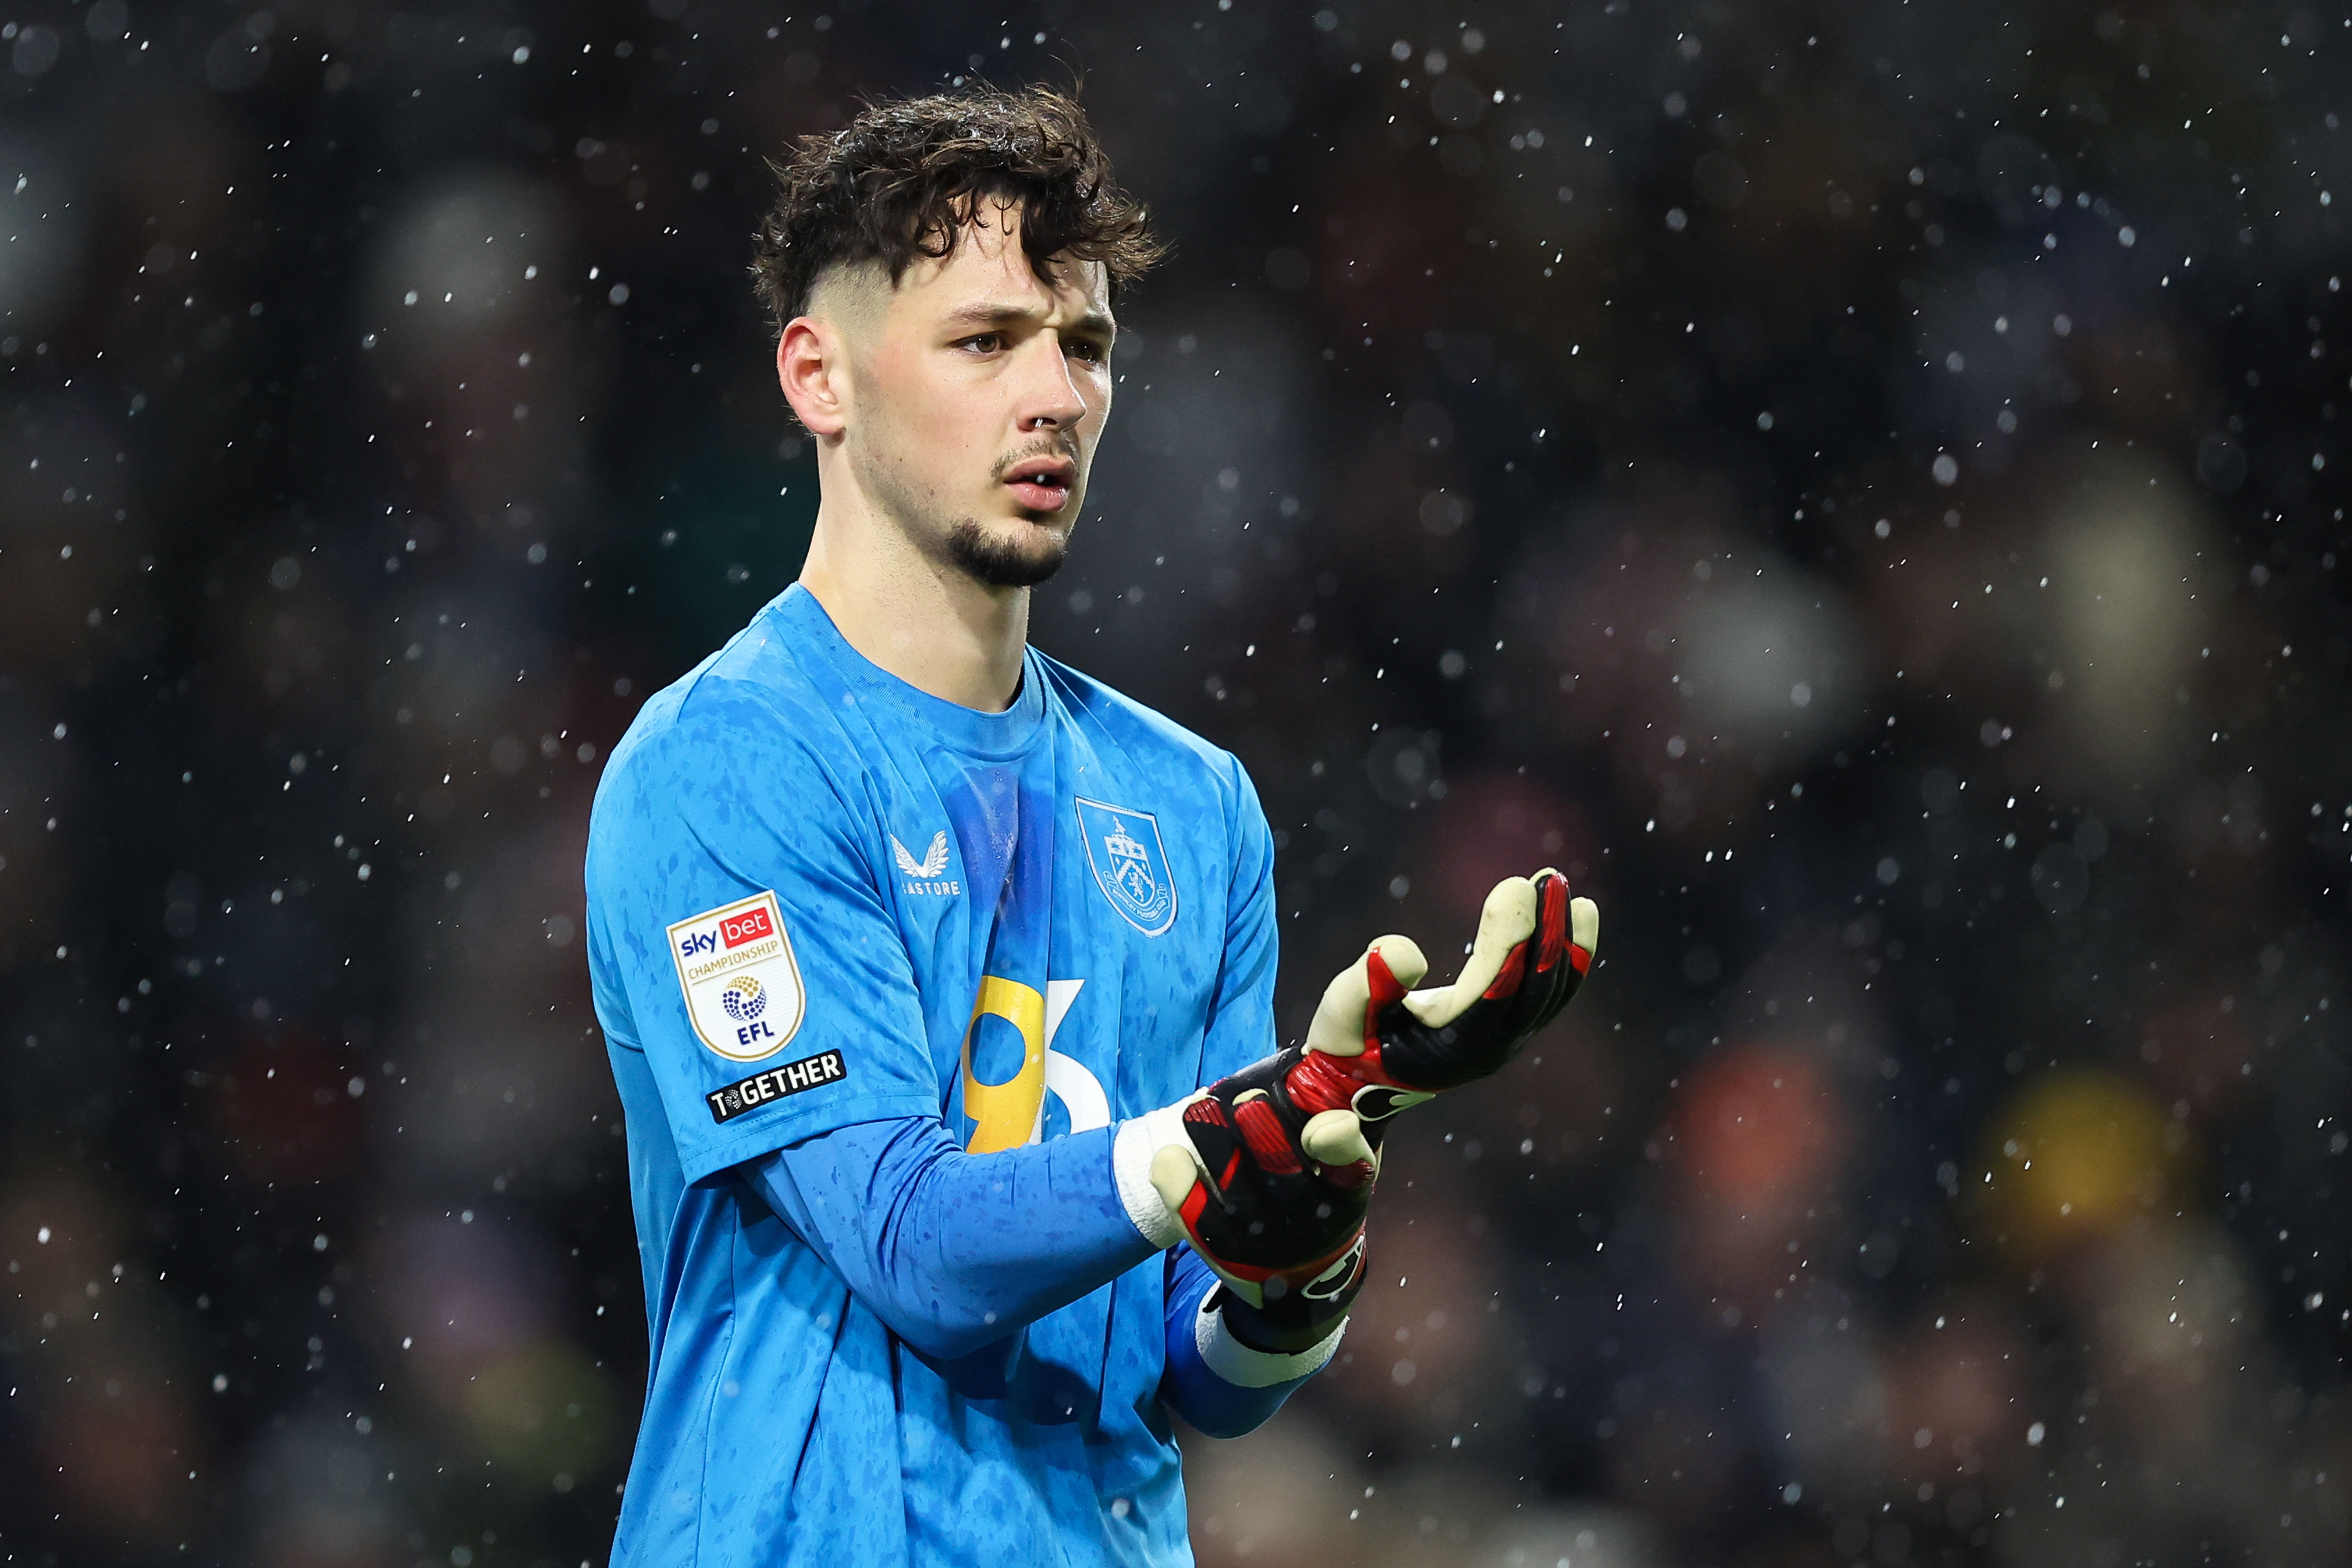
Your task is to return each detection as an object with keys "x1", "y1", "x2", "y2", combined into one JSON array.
[
  {"x1": 1285, "y1": 866, "x2": 1597, "y2": 1123},
  {"x1": 1116, "y1": 1062, "x2": 1377, "y2": 1332}
]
